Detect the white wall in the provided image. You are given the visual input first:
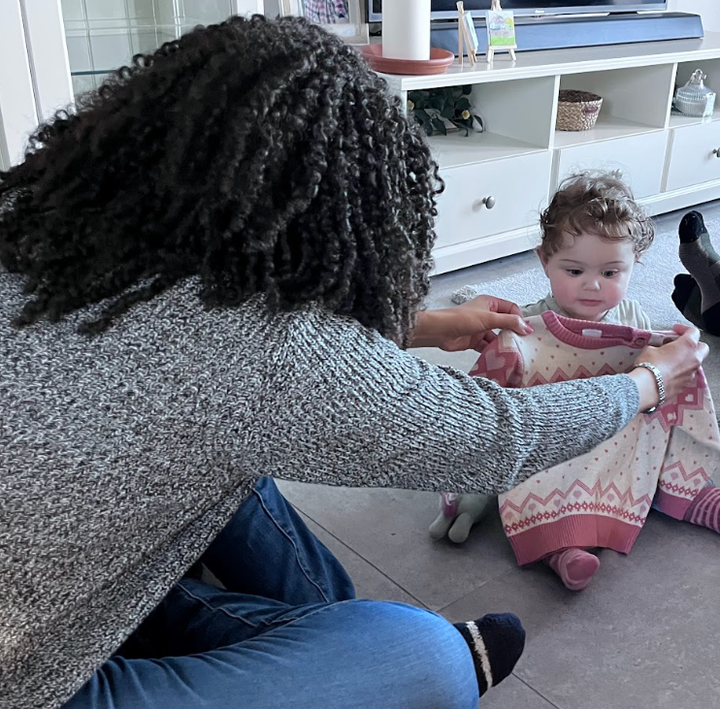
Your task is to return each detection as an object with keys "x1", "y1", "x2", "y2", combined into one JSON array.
[{"x1": 667, "y1": 0, "x2": 720, "y2": 33}]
